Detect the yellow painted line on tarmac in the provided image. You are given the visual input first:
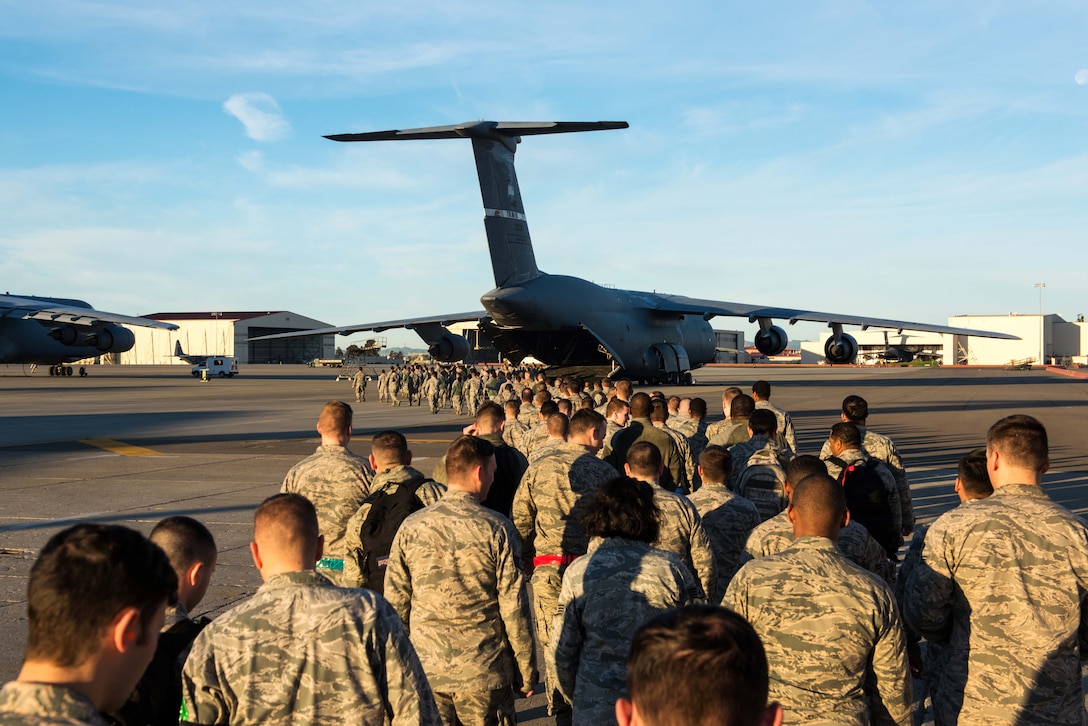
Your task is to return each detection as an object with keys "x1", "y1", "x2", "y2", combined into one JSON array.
[{"x1": 80, "y1": 438, "x2": 166, "y2": 457}]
